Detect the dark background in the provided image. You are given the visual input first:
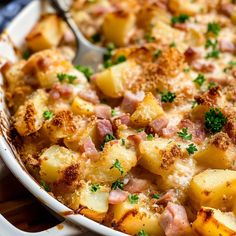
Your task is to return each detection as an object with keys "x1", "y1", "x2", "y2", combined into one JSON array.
[{"x1": 0, "y1": 0, "x2": 32, "y2": 32}]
